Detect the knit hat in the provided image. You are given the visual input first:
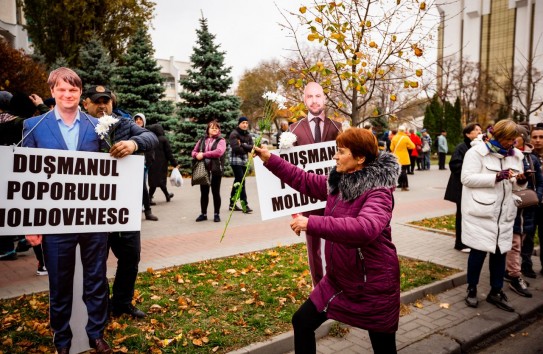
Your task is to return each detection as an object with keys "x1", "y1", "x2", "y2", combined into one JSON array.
[
  {"x1": 238, "y1": 116, "x2": 249, "y2": 124},
  {"x1": 398, "y1": 125, "x2": 406, "y2": 132},
  {"x1": 134, "y1": 112, "x2": 146, "y2": 127},
  {"x1": 421, "y1": 128, "x2": 427, "y2": 133}
]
